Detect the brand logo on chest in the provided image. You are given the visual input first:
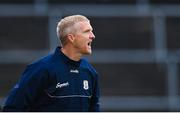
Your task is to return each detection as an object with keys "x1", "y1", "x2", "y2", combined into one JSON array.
[{"x1": 70, "y1": 69, "x2": 79, "y2": 73}]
